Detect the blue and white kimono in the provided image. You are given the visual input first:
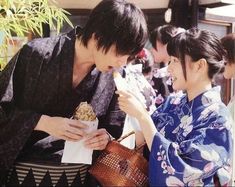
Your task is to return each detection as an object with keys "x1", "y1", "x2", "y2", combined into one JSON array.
[{"x1": 149, "y1": 86, "x2": 233, "y2": 186}]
